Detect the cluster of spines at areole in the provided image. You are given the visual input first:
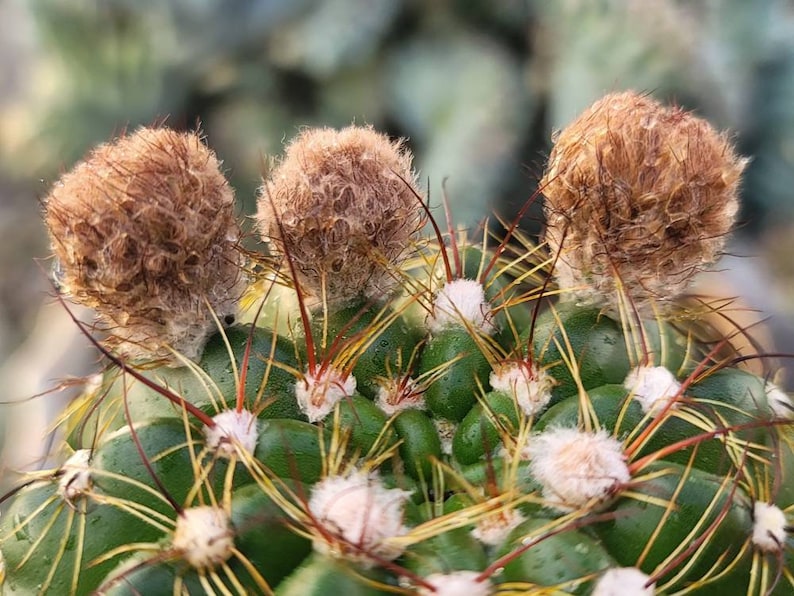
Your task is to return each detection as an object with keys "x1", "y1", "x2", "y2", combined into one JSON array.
[{"x1": 0, "y1": 90, "x2": 791, "y2": 595}]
